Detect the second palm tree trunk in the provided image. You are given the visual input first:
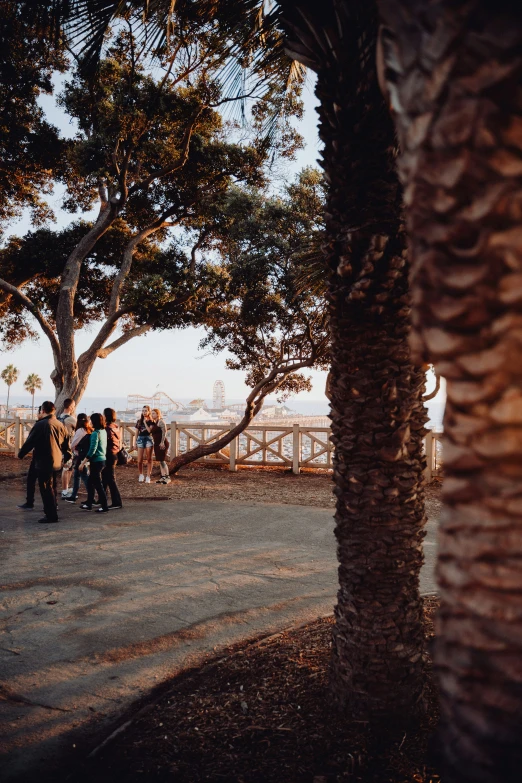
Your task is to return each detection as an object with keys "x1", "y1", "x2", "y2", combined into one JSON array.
[
  {"x1": 281, "y1": 0, "x2": 428, "y2": 720},
  {"x1": 377, "y1": 0, "x2": 522, "y2": 778}
]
